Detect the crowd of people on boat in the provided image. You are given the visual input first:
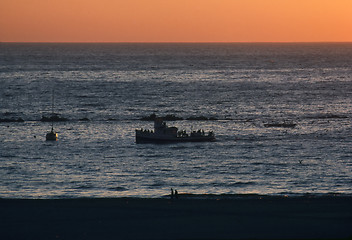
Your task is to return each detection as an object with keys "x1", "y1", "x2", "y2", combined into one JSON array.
[
  {"x1": 177, "y1": 129, "x2": 214, "y2": 137},
  {"x1": 138, "y1": 128, "x2": 214, "y2": 138},
  {"x1": 177, "y1": 130, "x2": 189, "y2": 137},
  {"x1": 139, "y1": 128, "x2": 154, "y2": 134}
]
